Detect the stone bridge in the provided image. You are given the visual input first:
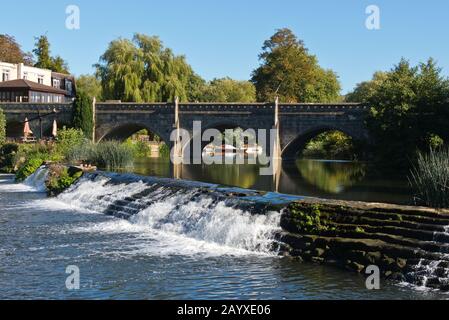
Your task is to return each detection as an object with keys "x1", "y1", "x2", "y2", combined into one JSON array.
[
  {"x1": 1, "y1": 101, "x2": 370, "y2": 159},
  {"x1": 95, "y1": 100, "x2": 370, "y2": 160}
]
